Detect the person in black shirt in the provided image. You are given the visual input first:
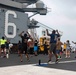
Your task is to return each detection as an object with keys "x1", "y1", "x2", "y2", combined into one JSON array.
[{"x1": 19, "y1": 31, "x2": 32, "y2": 62}]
